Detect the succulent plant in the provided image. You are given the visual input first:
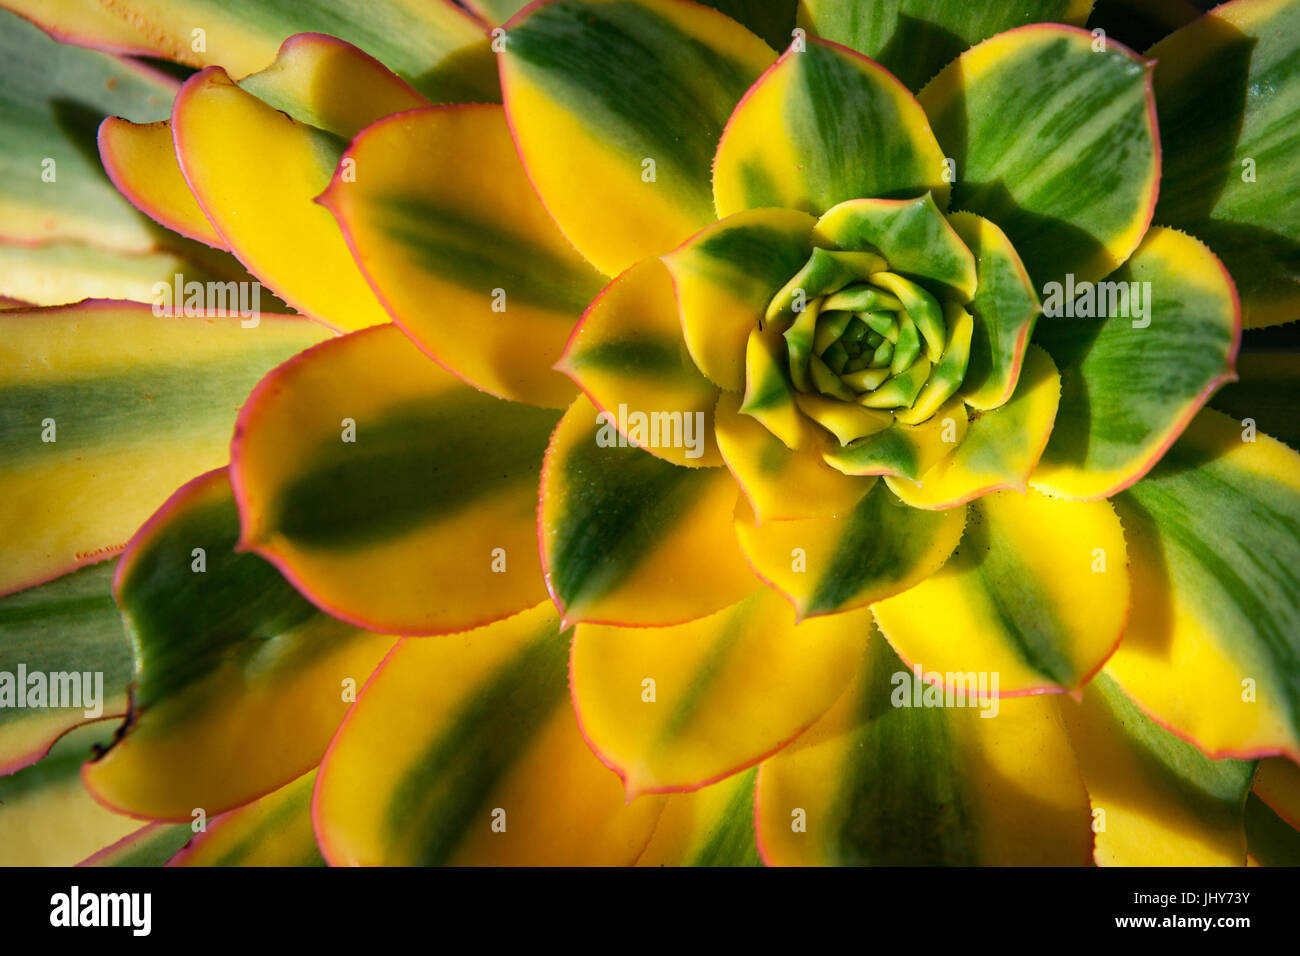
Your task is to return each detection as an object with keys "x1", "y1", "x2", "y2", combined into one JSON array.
[{"x1": 1, "y1": 0, "x2": 1299, "y2": 868}]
